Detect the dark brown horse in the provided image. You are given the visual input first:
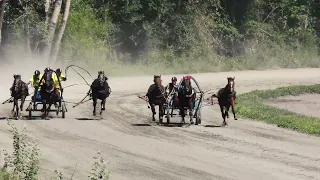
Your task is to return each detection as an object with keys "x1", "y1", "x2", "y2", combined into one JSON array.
[
  {"x1": 10, "y1": 74, "x2": 29, "y2": 120},
  {"x1": 39, "y1": 71, "x2": 61, "y2": 120},
  {"x1": 212, "y1": 76, "x2": 237, "y2": 126},
  {"x1": 146, "y1": 75, "x2": 166, "y2": 123},
  {"x1": 178, "y1": 76, "x2": 196, "y2": 124},
  {"x1": 90, "y1": 71, "x2": 110, "y2": 116}
]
